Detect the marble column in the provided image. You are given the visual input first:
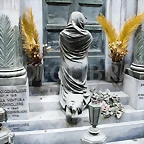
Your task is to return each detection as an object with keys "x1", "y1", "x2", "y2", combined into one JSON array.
[
  {"x1": 130, "y1": 26, "x2": 144, "y2": 72},
  {"x1": 0, "y1": 0, "x2": 27, "y2": 86},
  {"x1": 0, "y1": 0, "x2": 29, "y2": 120},
  {"x1": 125, "y1": 0, "x2": 144, "y2": 79},
  {"x1": 123, "y1": 0, "x2": 144, "y2": 110}
]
